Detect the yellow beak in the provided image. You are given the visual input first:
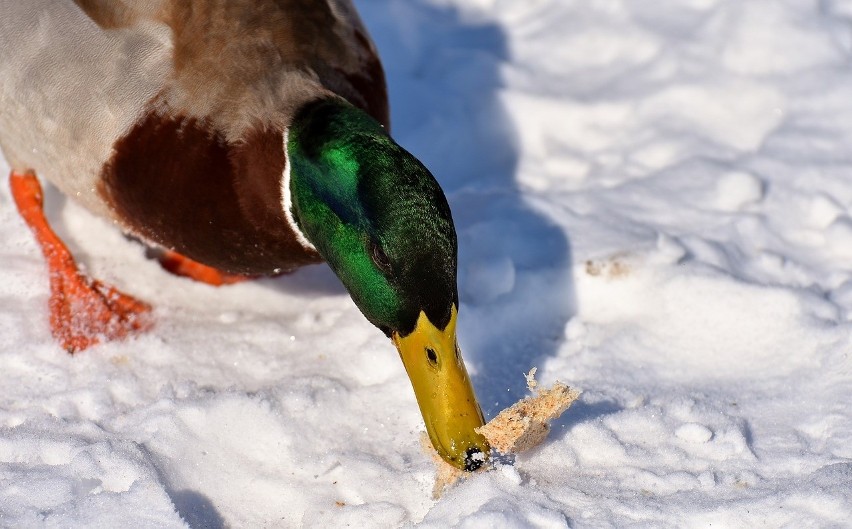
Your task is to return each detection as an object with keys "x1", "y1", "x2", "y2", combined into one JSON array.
[{"x1": 392, "y1": 305, "x2": 490, "y2": 470}]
